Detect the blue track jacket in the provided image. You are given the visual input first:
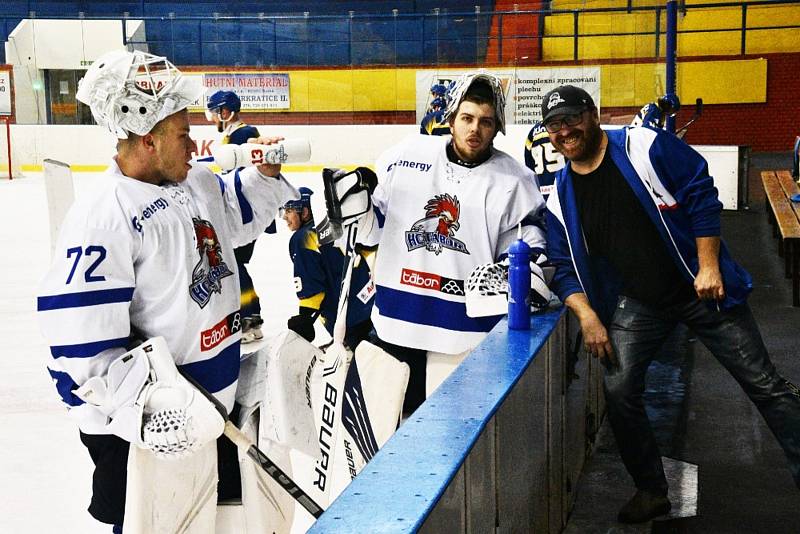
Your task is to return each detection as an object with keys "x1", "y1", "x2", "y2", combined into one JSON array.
[{"x1": 545, "y1": 126, "x2": 753, "y2": 324}]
